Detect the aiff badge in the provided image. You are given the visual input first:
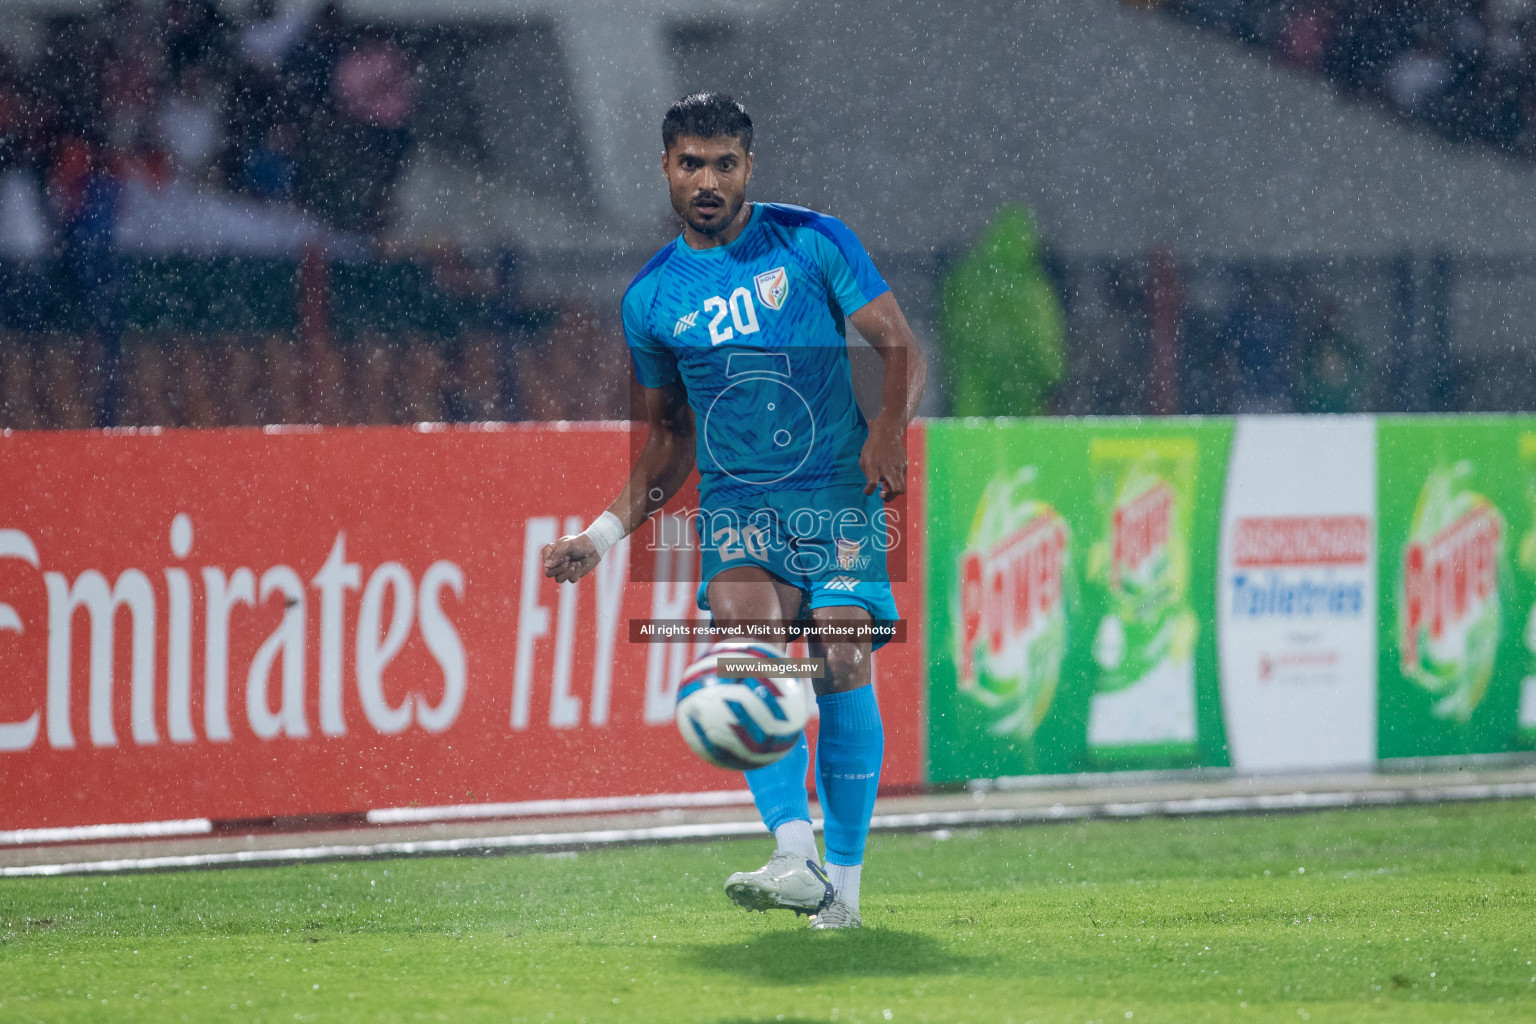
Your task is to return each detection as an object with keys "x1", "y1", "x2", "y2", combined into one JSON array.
[{"x1": 754, "y1": 266, "x2": 789, "y2": 310}]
